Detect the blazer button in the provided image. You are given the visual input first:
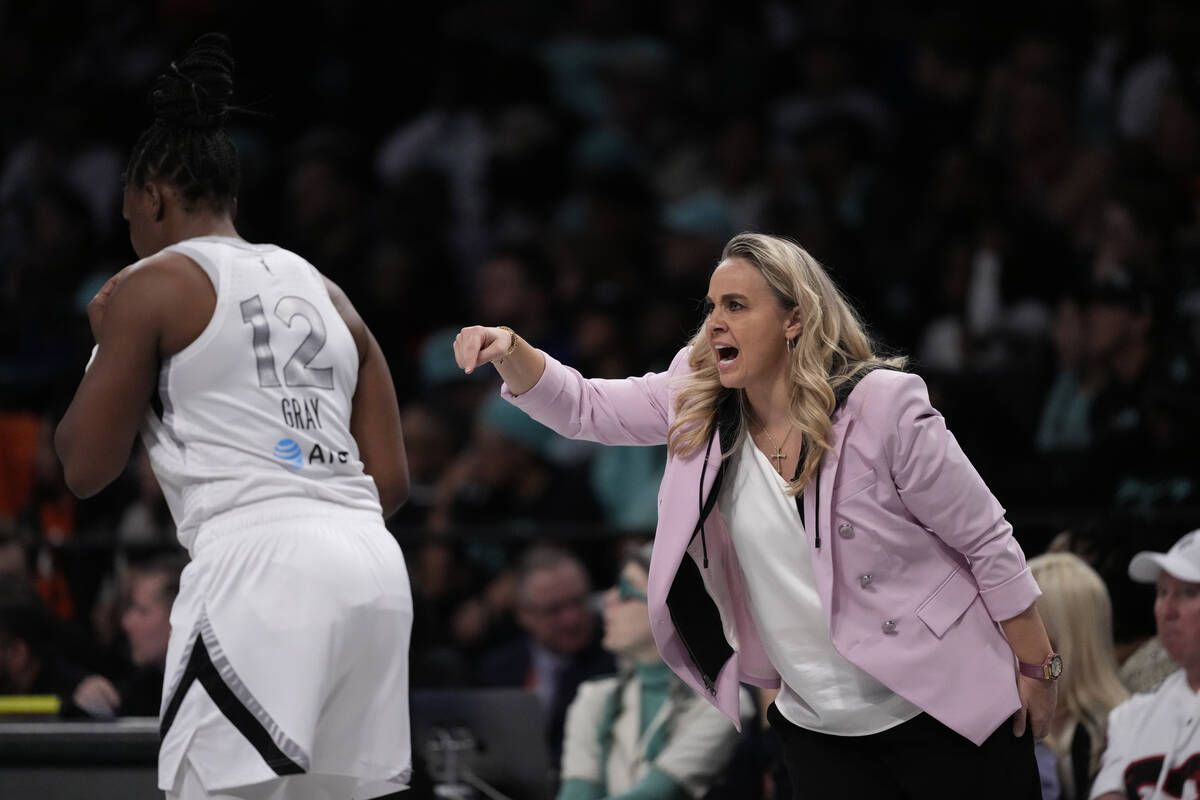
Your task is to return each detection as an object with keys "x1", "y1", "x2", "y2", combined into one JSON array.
[
  {"x1": 838, "y1": 522, "x2": 854, "y2": 539},
  {"x1": 882, "y1": 619, "x2": 898, "y2": 634},
  {"x1": 859, "y1": 573, "x2": 874, "y2": 589}
]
